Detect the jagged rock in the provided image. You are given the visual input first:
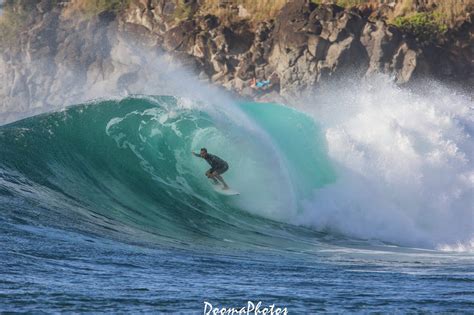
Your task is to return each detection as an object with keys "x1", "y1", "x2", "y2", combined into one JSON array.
[
  {"x1": 192, "y1": 32, "x2": 209, "y2": 59},
  {"x1": 361, "y1": 21, "x2": 403, "y2": 75},
  {"x1": 236, "y1": 55, "x2": 255, "y2": 81},
  {"x1": 392, "y1": 43, "x2": 420, "y2": 83},
  {"x1": 0, "y1": 0, "x2": 471, "y2": 118},
  {"x1": 200, "y1": 15, "x2": 219, "y2": 30},
  {"x1": 307, "y1": 35, "x2": 329, "y2": 60},
  {"x1": 317, "y1": 35, "x2": 368, "y2": 81},
  {"x1": 164, "y1": 20, "x2": 196, "y2": 51},
  {"x1": 123, "y1": 1, "x2": 156, "y2": 32},
  {"x1": 272, "y1": 0, "x2": 313, "y2": 49}
]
